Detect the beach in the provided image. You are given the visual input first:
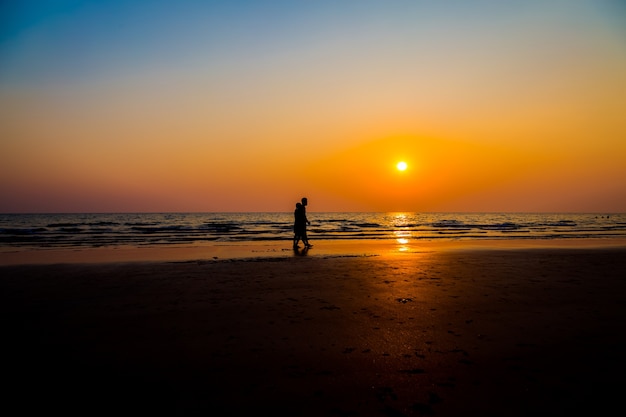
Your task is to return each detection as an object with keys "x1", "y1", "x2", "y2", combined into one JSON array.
[{"x1": 2, "y1": 240, "x2": 626, "y2": 416}]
